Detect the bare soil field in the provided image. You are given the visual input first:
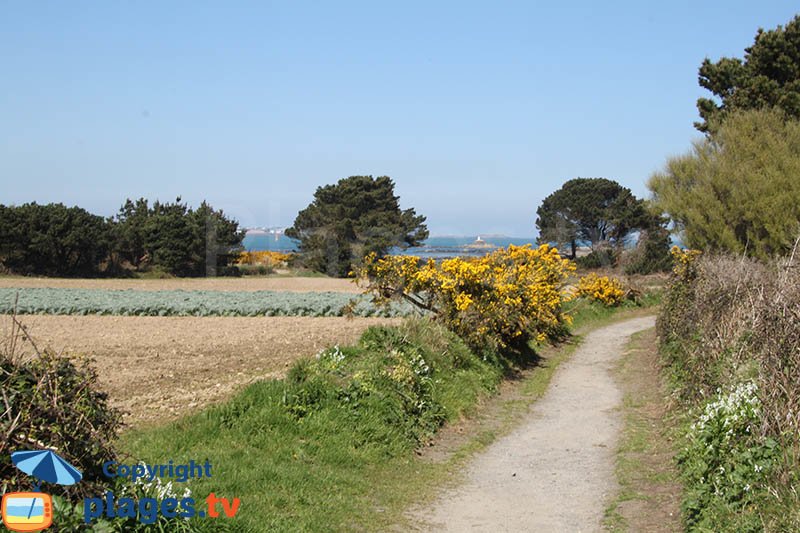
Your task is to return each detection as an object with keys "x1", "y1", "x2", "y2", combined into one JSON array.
[
  {"x1": 10, "y1": 314, "x2": 399, "y2": 427},
  {"x1": 0, "y1": 275, "x2": 361, "y2": 293}
]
